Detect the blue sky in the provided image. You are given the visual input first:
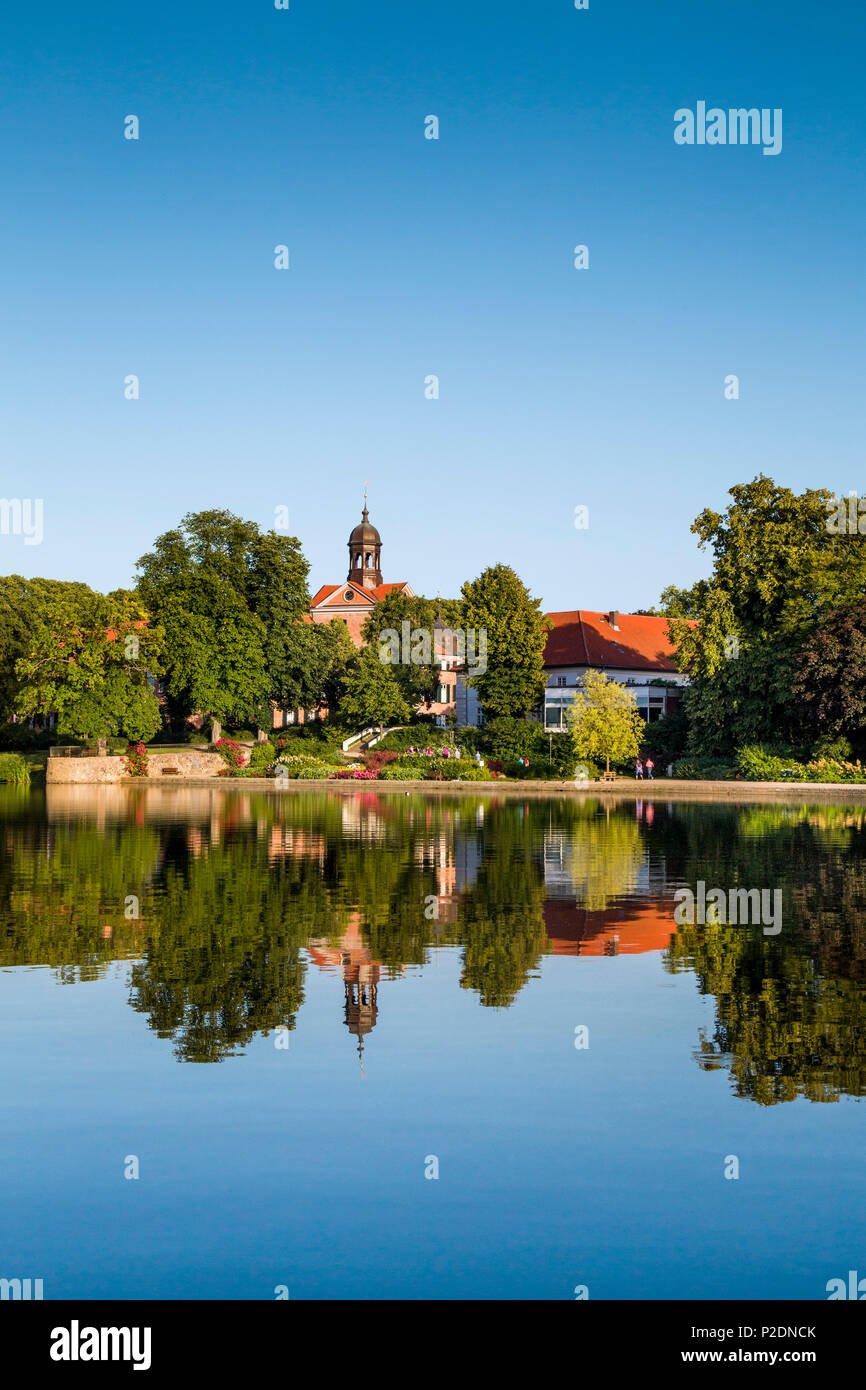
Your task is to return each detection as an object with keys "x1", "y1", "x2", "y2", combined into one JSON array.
[{"x1": 1, "y1": 0, "x2": 863, "y2": 611}]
